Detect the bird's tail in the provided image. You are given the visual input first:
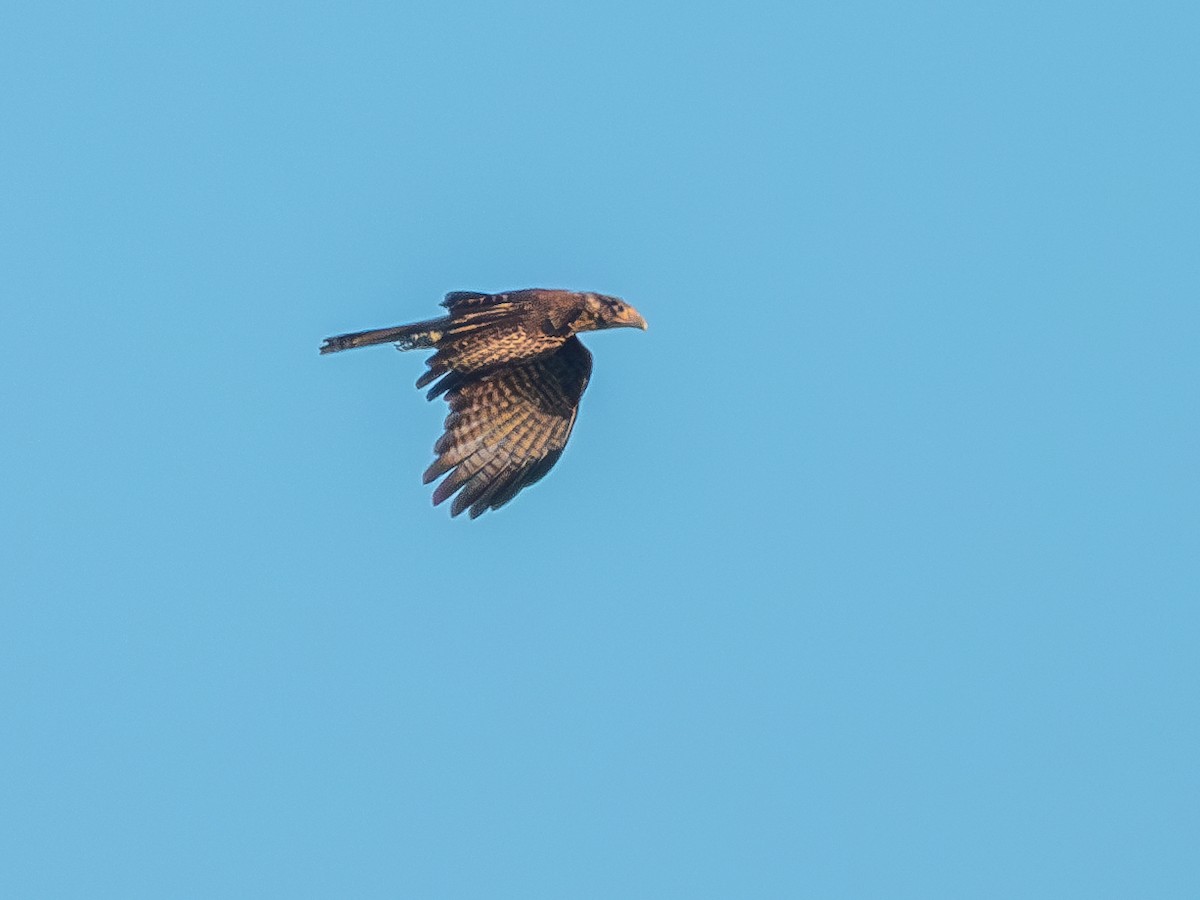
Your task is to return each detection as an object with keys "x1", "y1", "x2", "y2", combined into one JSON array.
[{"x1": 319, "y1": 317, "x2": 450, "y2": 355}]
